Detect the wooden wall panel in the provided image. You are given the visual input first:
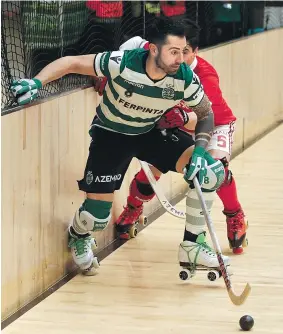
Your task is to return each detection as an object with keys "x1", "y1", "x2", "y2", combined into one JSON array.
[
  {"x1": 2, "y1": 28, "x2": 283, "y2": 320},
  {"x1": 201, "y1": 28, "x2": 283, "y2": 153}
]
